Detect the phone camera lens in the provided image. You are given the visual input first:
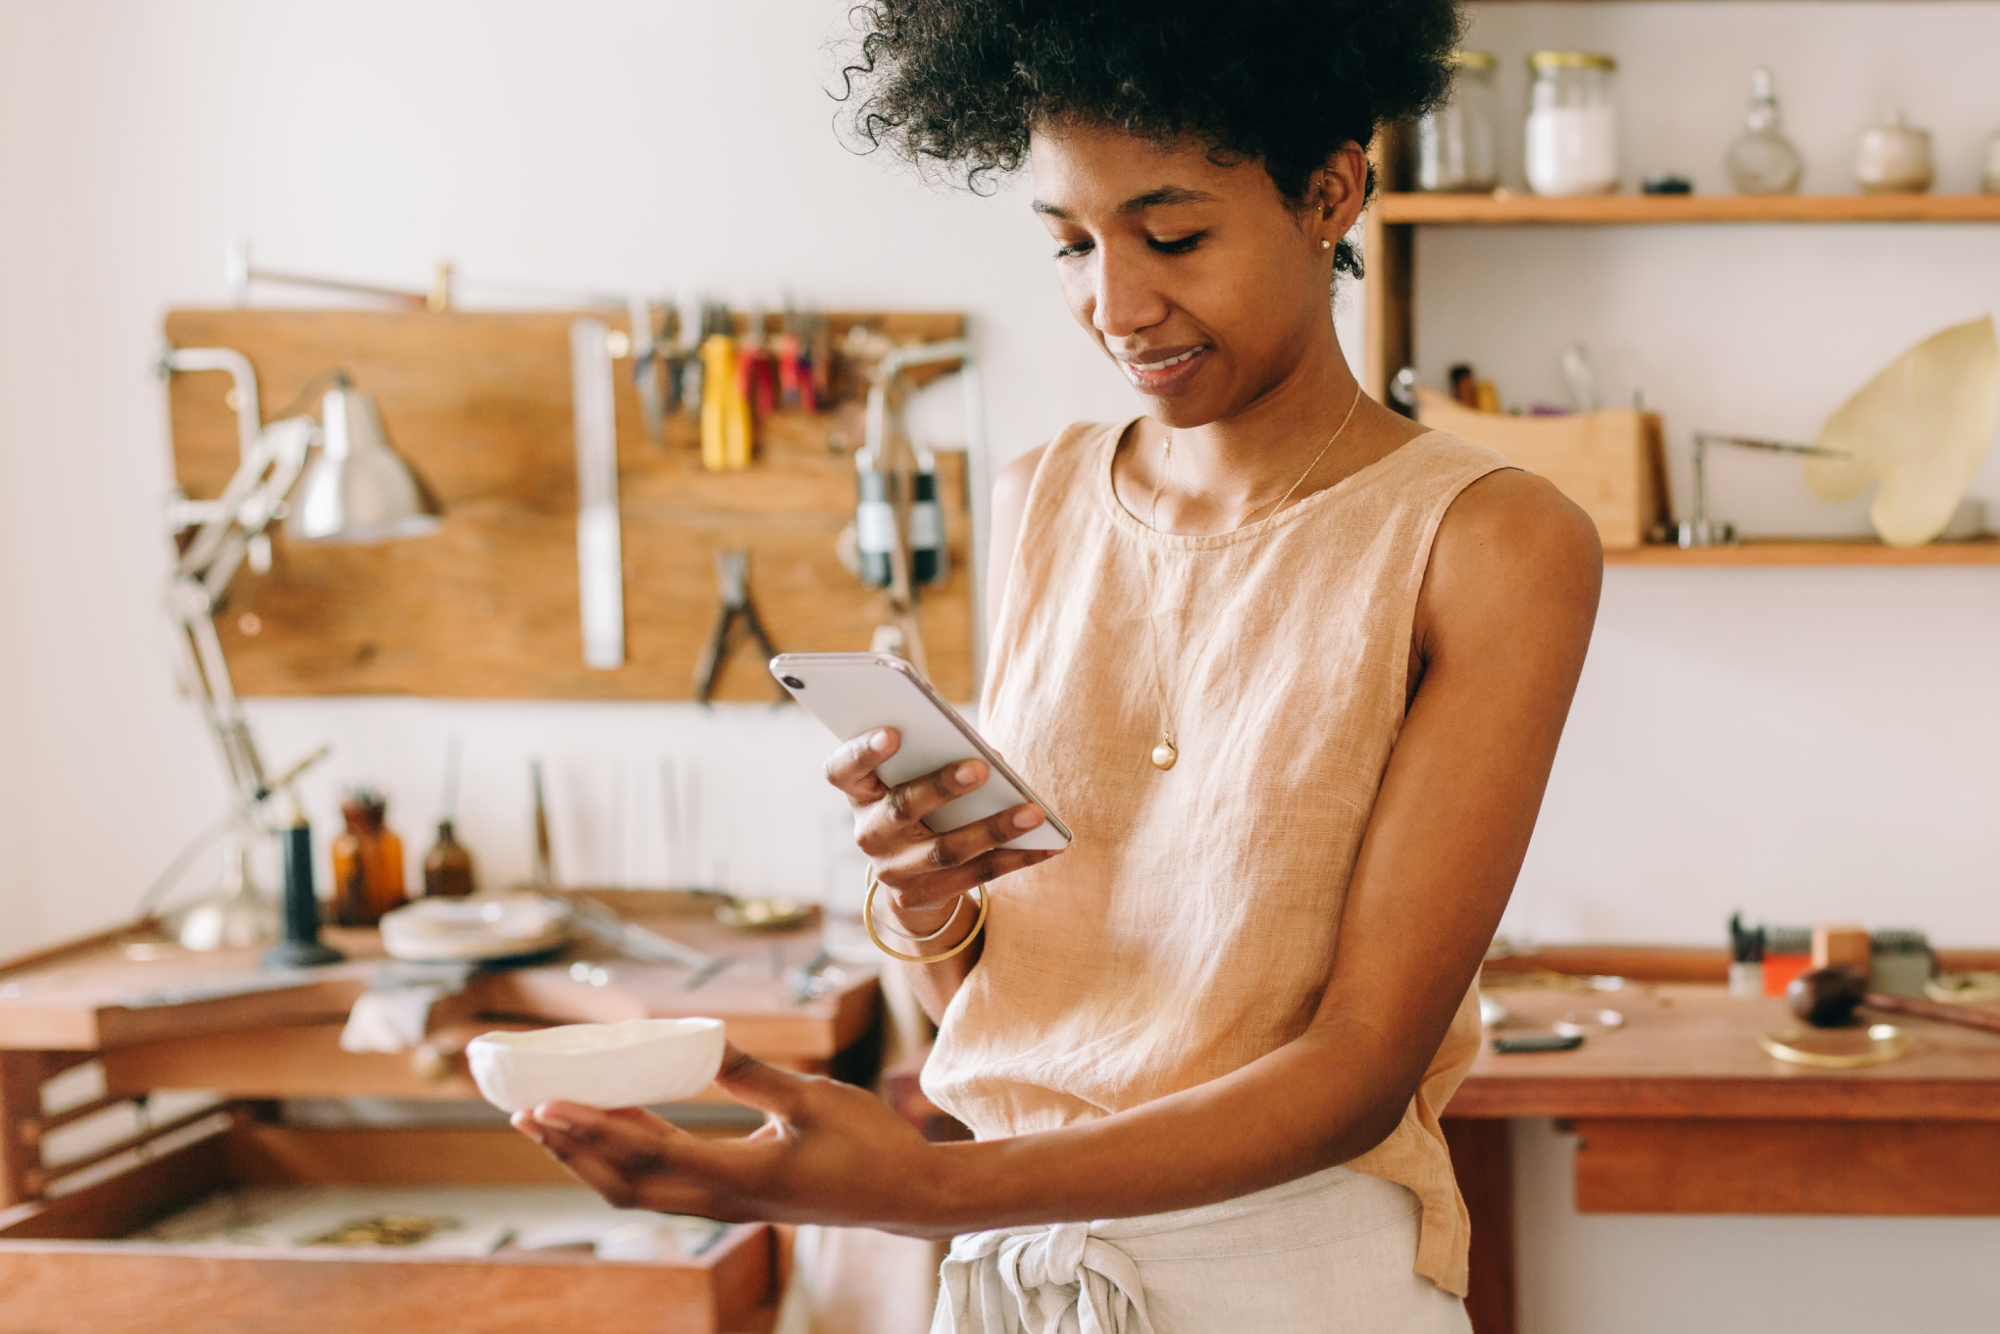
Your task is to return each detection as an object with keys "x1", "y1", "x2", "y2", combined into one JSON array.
[{"x1": 780, "y1": 675, "x2": 805, "y2": 690}]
